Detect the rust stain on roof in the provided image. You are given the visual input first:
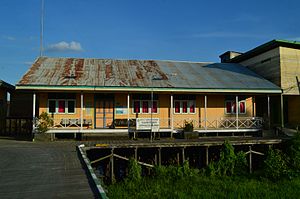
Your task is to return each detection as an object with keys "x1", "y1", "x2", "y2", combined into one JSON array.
[{"x1": 17, "y1": 57, "x2": 281, "y2": 91}]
